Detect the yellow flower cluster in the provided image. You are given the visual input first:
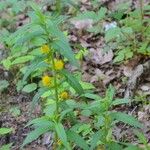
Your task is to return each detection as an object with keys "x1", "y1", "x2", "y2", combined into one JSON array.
[
  {"x1": 41, "y1": 44, "x2": 50, "y2": 54},
  {"x1": 54, "y1": 59, "x2": 64, "y2": 70},
  {"x1": 60, "y1": 91, "x2": 69, "y2": 100},
  {"x1": 42, "y1": 75, "x2": 52, "y2": 87}
]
